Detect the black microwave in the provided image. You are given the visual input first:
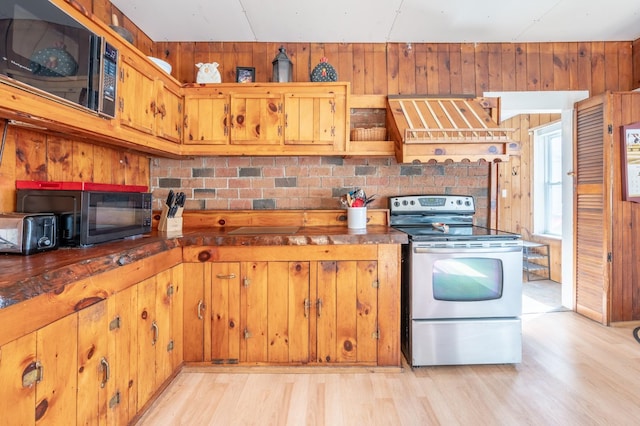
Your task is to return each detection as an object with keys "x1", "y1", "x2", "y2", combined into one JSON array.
[
  {"x1": 0, "y1": 0, "x2": 118, "y2": 117},
  {"x1": 16, "y1": 189, "x2": 152, "y2": 247}
]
